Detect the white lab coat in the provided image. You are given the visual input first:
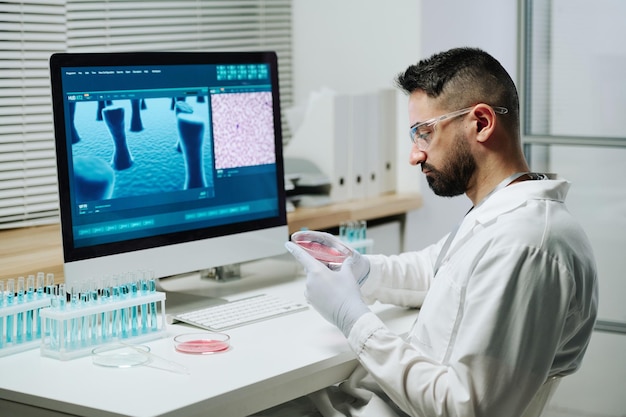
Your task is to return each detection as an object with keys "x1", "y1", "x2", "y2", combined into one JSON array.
[{"x1": 312, "y1": 179, "x2": 598, "y2": 417}]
